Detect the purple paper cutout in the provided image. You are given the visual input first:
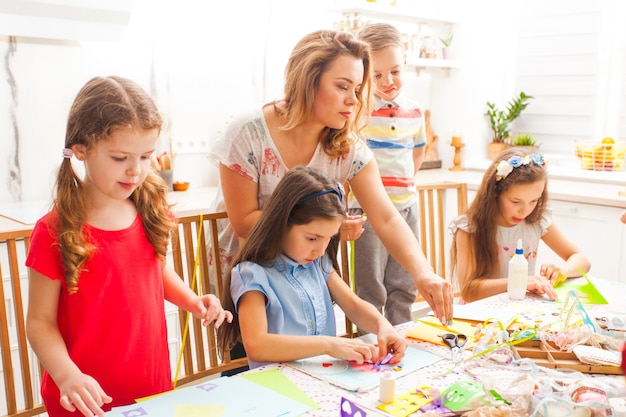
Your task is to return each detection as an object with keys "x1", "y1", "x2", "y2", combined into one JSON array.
[
  {"x1": 341, "y1": 396, "x2": 367, "y2": 417},
  {"x1": 121, "y1": 407, "x2": 148, "y2": 417},
  {"x1": 196, "y1": 382, "x2": 218, "y2": 392}
]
